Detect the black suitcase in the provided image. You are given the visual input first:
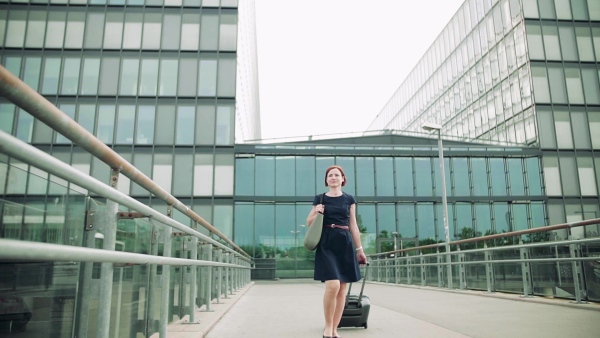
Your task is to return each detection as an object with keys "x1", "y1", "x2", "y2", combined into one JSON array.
[{"x1": 338, "y1": 264, "x2": 370, "y2": 329}]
